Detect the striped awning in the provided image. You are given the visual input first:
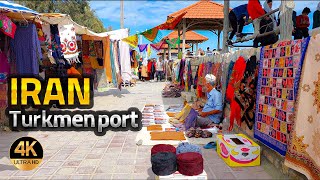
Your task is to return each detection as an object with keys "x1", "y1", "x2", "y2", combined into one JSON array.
[{"x1": 0, "y1": 1, "x2": 38, "y2": 15}]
